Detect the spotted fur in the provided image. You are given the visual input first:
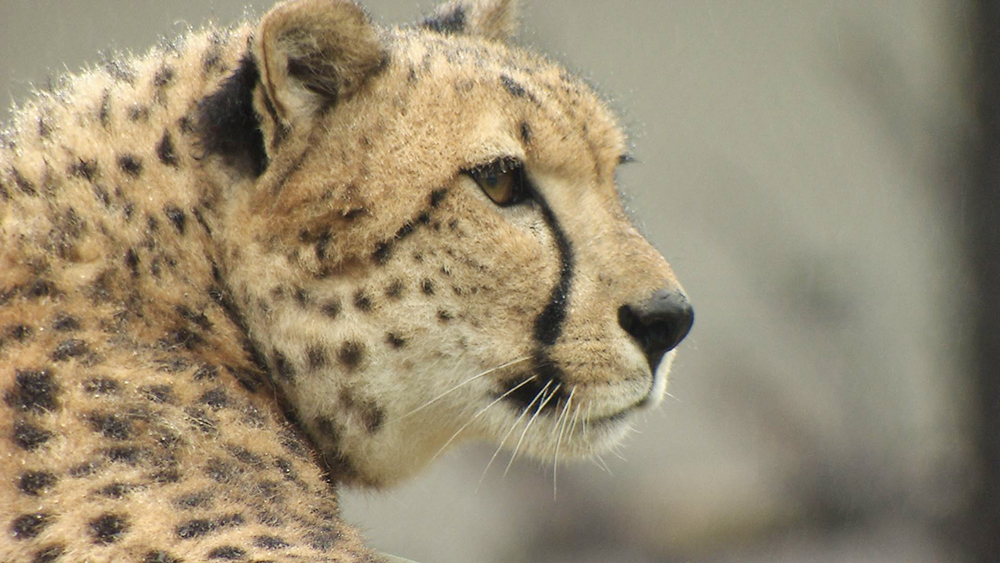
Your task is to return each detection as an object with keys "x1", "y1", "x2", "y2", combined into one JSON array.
[{"x1": 1, "y1": 0, "x2": 691, "y2": 561}]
